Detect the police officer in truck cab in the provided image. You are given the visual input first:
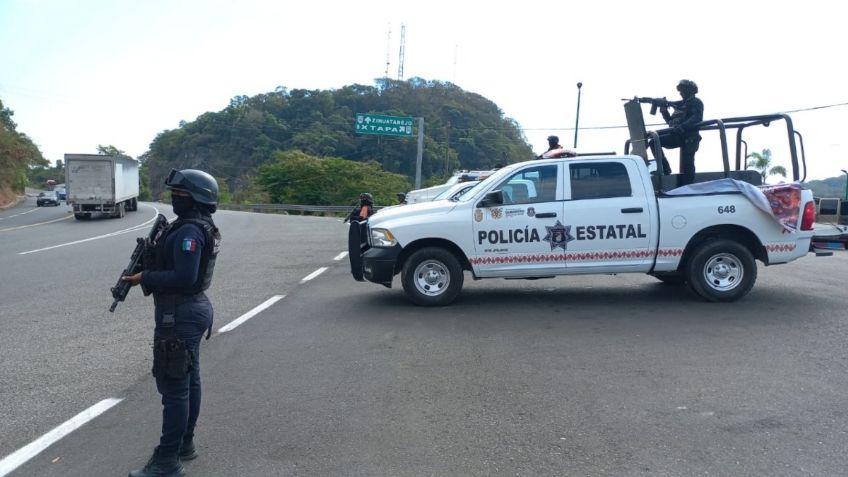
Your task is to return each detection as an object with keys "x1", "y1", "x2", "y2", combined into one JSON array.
[{"x1": 122, "y1": 169, "x2": 221, "y2": 477}]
